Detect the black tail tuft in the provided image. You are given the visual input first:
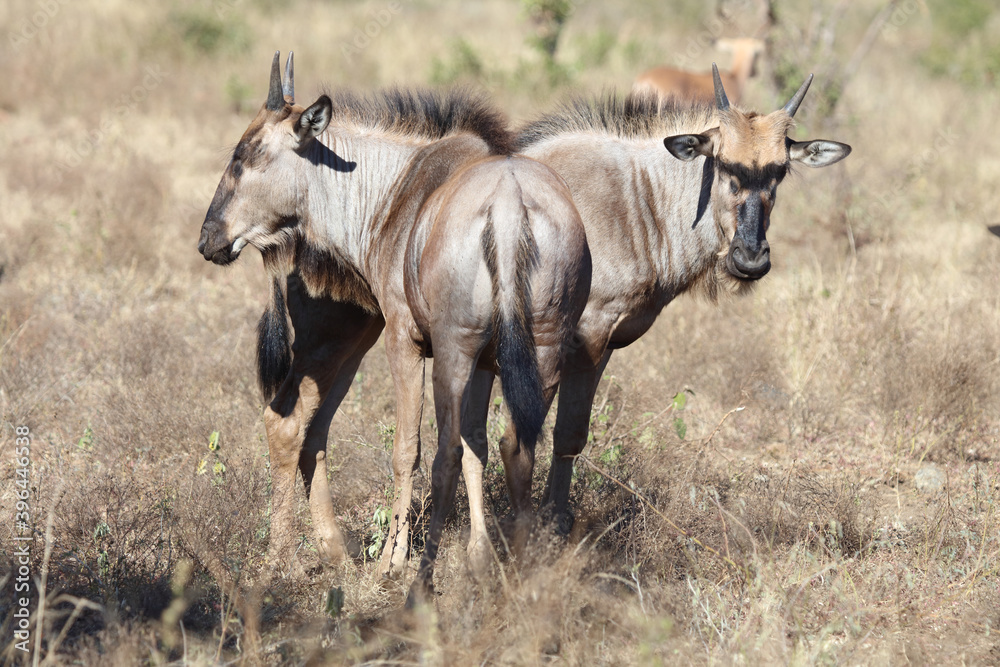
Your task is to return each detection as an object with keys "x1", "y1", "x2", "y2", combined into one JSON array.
[
  {"x1": 257, "y1": 277, "x2": 291, "y2": 402},
  {"x1": 496, "y1": 316, "x2": 546, "y2": 446}
]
